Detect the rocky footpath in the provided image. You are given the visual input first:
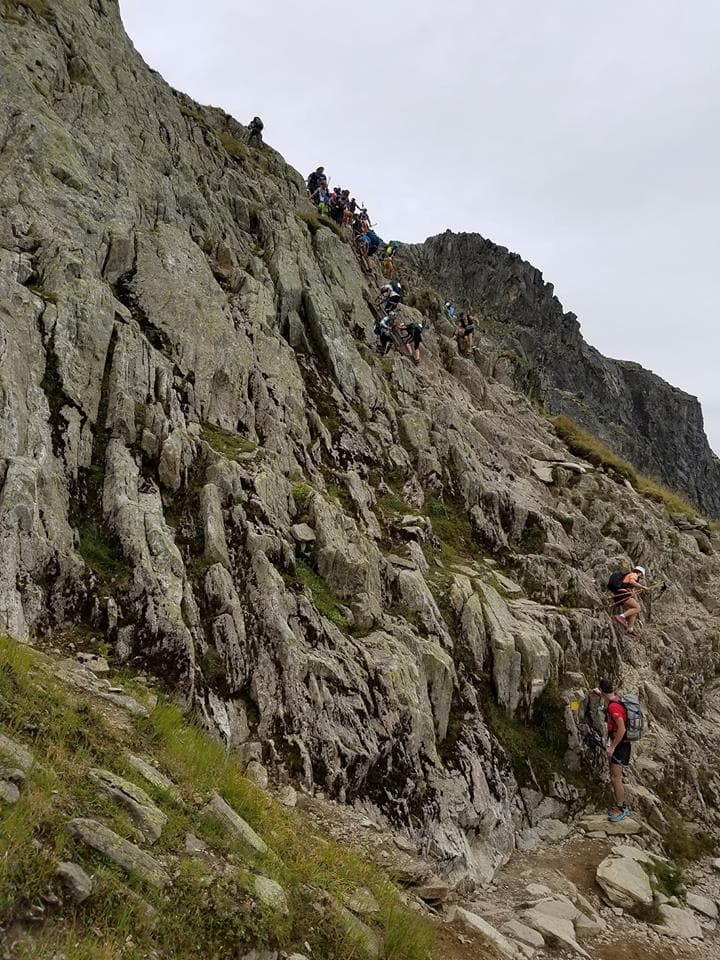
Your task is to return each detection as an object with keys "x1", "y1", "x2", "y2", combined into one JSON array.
[
  {"x1": 405, "y1": 231, "x2": 720, "y2": 517},
  {"x1": 1, "y1": 3, "x2": 720, "y2": 957}
]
